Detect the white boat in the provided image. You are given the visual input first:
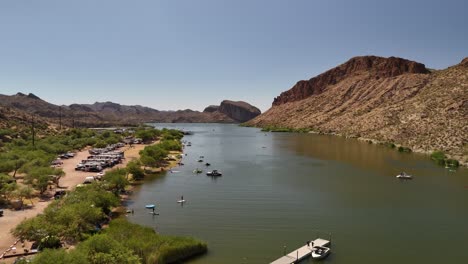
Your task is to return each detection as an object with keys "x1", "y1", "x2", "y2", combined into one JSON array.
[
  {"x1": 396, "y1": 172, "x2": 413, "y2": 179},
  {"x1": 206, "y1": 170, "x2": 222, "y2": 176},
  {"x1": 177, "y1": 199, "x2": 186, "y2": 203},
  {"x1": 311, "y1": 246, "x2": 331, "y2": 259}
]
